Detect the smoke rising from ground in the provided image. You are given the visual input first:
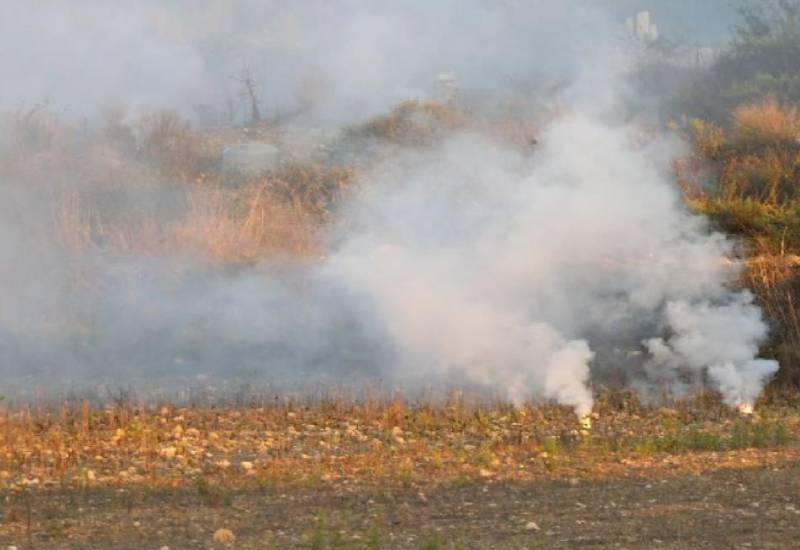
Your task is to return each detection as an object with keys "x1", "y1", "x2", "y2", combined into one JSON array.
[
  {"x1": 0, "y1": 2, "x2": 779, "y2": 410},
  {"x1": 325, "y1": 118, "x2": 777, "y2": 413}
]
